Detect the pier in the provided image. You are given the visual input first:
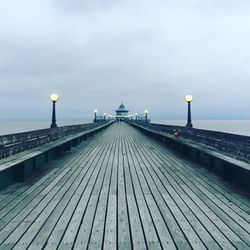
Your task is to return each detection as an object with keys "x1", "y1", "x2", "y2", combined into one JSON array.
[{"x1": 0, "y1": 122, "x2": 249, "y2": 249}]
